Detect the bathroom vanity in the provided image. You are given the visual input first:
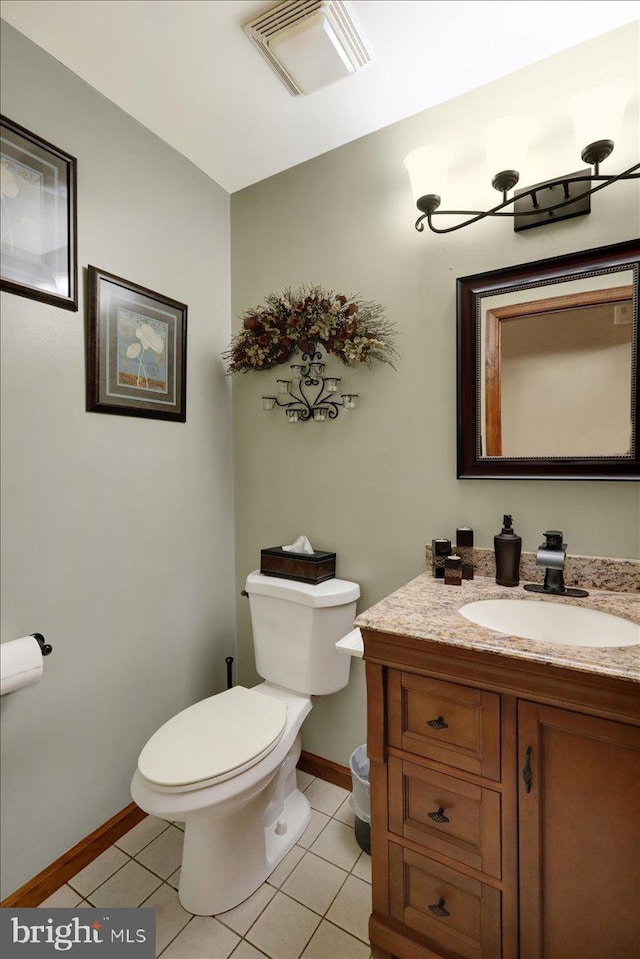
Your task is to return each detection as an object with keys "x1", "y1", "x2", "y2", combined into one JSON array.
[{"x1": 356, "y1": 568, "x2": 639, "y2": 959}]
